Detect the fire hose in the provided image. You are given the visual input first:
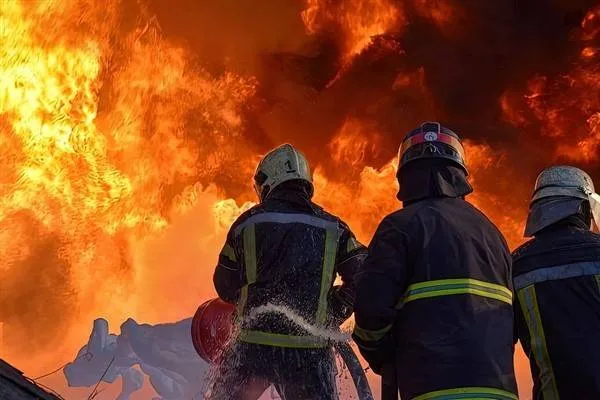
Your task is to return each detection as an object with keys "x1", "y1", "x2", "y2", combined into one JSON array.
[
  {"x1": 334, "y1": 341, "x2": 374, "y2": 400},
  {"x1": 191, "y1": 298, "x2": 374, "y2": 400}
]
